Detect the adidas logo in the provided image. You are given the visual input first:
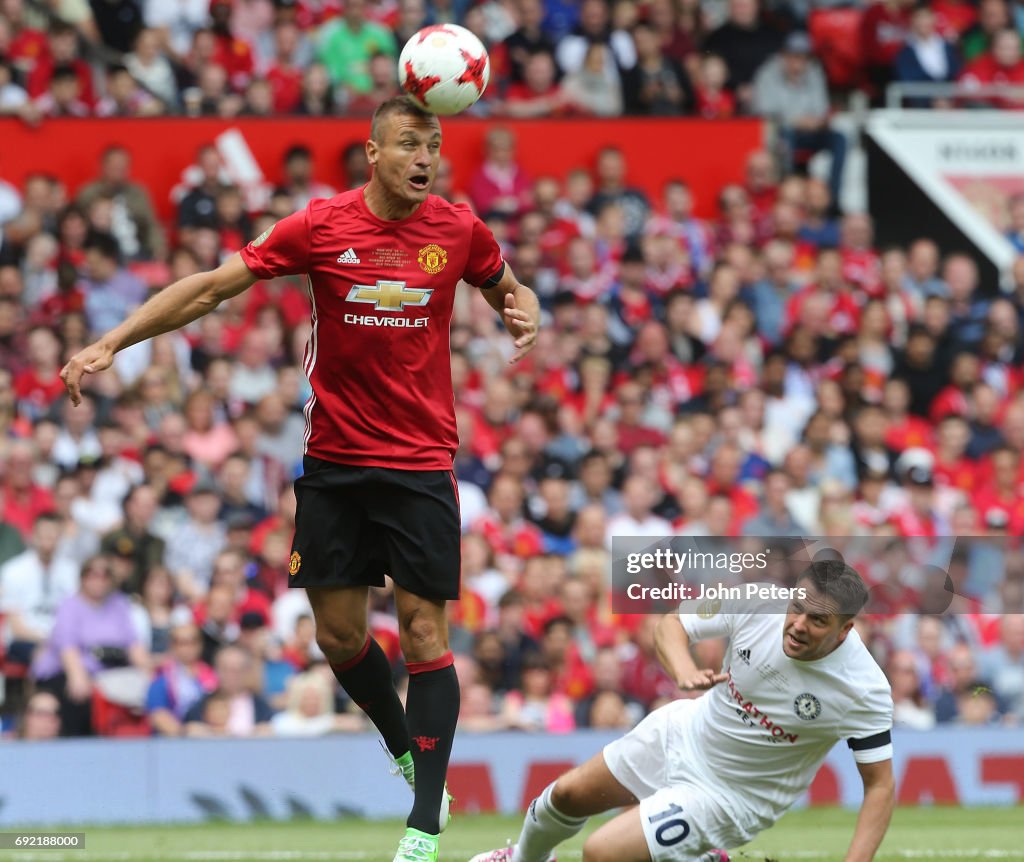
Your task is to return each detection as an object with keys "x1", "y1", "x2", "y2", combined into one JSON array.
[
  {"x1": 337, "y1": 248, "x2": 360, "y2": 264},
  {"x1": 737, "y1": 648, "x2": 751, "y2": 665}
]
